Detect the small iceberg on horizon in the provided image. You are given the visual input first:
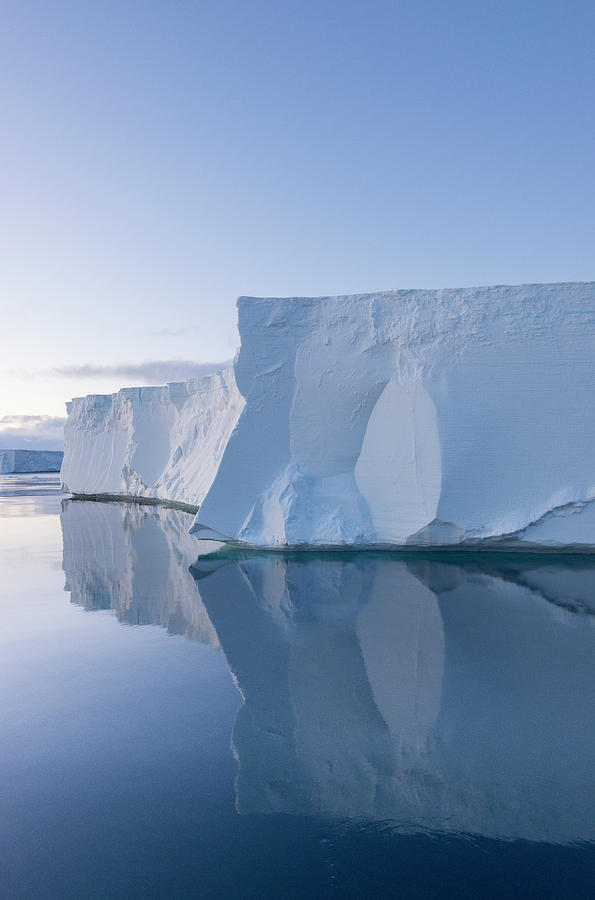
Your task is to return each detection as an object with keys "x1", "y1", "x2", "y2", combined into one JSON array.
[{"x1": 0, "y1": 449, "x2": 63, "y2": 474}]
